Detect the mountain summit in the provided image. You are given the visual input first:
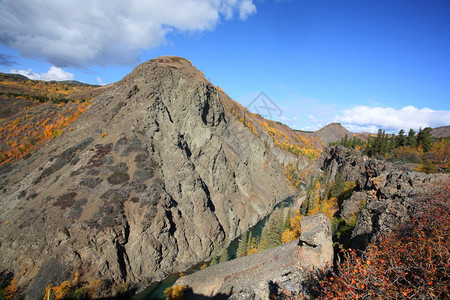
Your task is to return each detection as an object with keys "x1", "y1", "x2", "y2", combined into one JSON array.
[{"x1": 0, "y1": 56, "x2": 293, "y2": 296}]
